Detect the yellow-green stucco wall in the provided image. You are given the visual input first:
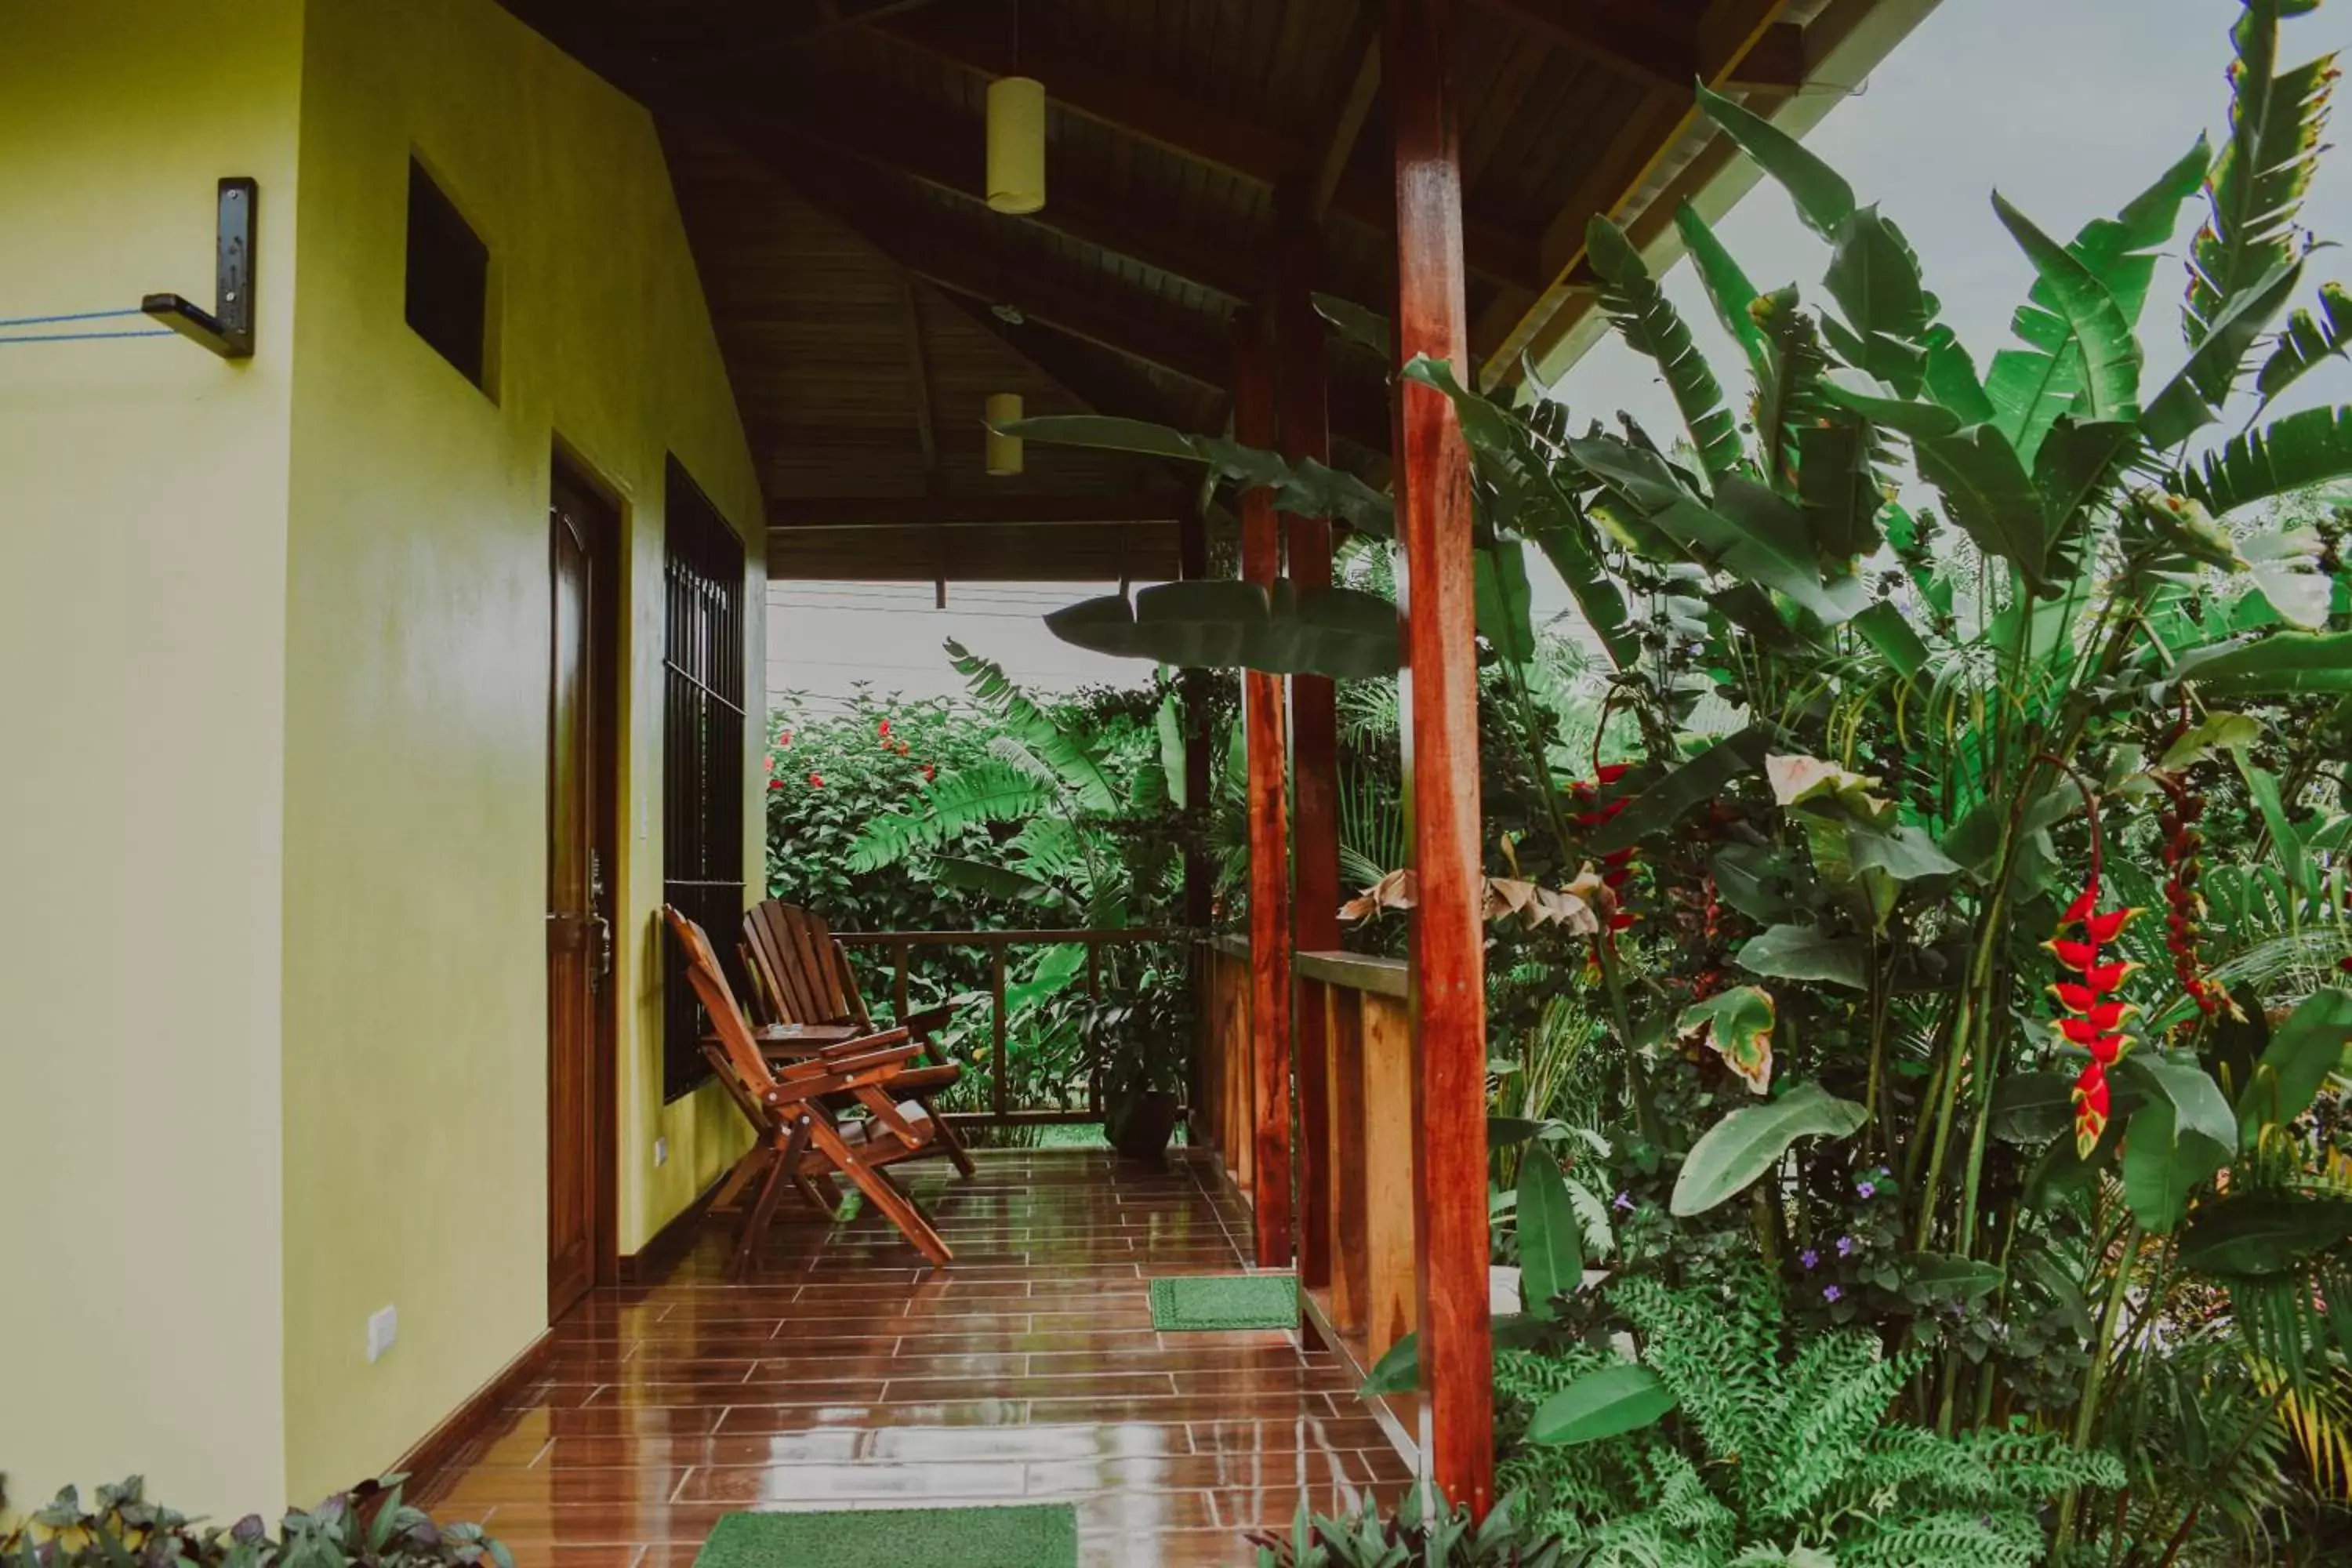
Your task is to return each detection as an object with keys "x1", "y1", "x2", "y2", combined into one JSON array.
[
  {"x1": 278, "y1": 0, "x2": 763, "y2": 1504},
  {"x1": 1, "y1": 0, "x2": 764, "y2": 1518},
  {"x1": 0, "y1": 0, "x2": 307, "y2": 1520}
]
